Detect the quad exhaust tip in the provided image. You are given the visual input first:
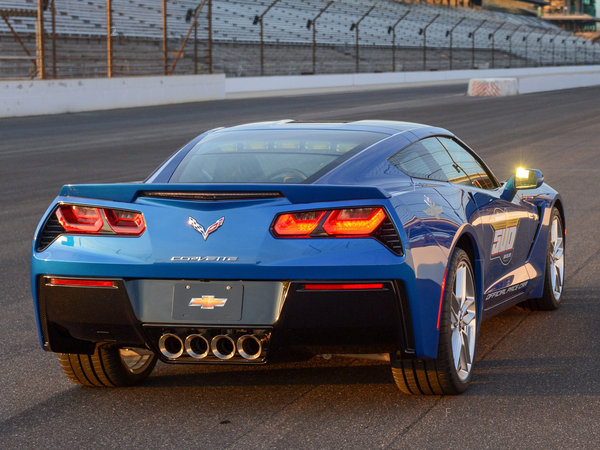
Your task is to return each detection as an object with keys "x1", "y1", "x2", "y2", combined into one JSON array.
[
  {"x1": 237, "y1": 334, "x2": 264, "y2": 360},
  {"x1": 211, "y1": 334, "x2": 236, "y2": 360},
  {"x1": 159, "y1": 331, "x2": 268, "y2": 360},
  {"x1": 184, "y1": 334, "x2": 210, "y2": 359},
  {"x1": 158, "y1": 333, "x2": 184, "y2": 360}
]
